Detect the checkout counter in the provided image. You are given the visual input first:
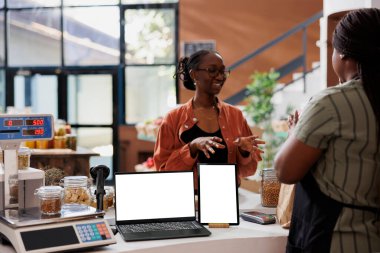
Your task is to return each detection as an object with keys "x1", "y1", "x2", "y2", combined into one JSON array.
[
  {"x1": 0, "y1": 114, "x2": 288, "y2": 253},
  {"x1": 1, "y1": 188, "x2": 288, "y2": 253}
]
